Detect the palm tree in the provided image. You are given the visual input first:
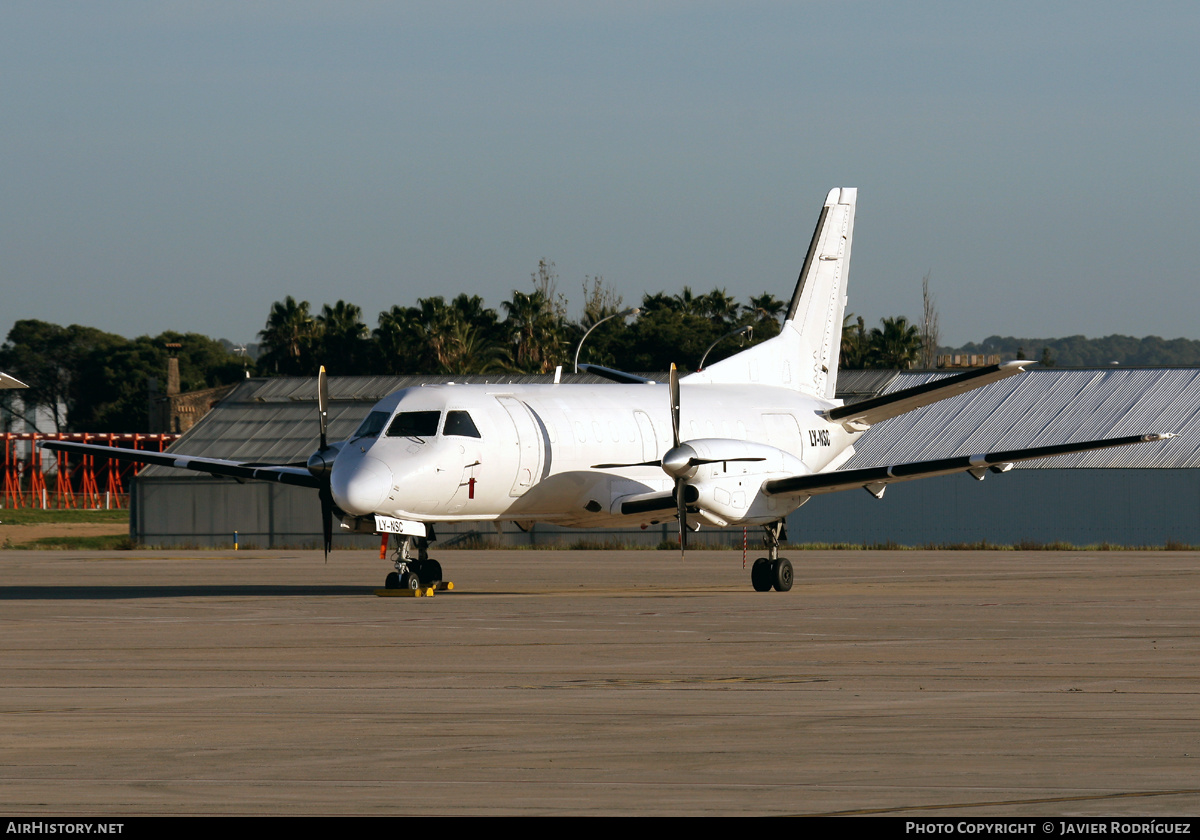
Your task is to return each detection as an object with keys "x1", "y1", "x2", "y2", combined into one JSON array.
[
  {"x1": 840, "y1": 313, "x2": 869, "y2": 369},
  {"x1": 699, "y1": 288, "x2": 739, "y2": 324},
  {"x1": 868, "y1": 316, "x2": 923, "y2": 369},
  {"x1": 316, "y1": 300, "x2": 368, "y2": 373},
  {"x1": 258, "y1": 297, "x2": 315, "y2": 375},
  {"x1": 746, "y1": 293, "x2": 786, "y2": 325},
  {"x1": 440, "y1": 321, "x2": 510, "y2": 374},
  {"x1": 374, "y1": 305, "x2": 422, "y2": 374},
  {"x1": 504, "y1": 290, "x2": 567, "y2": 374}
]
